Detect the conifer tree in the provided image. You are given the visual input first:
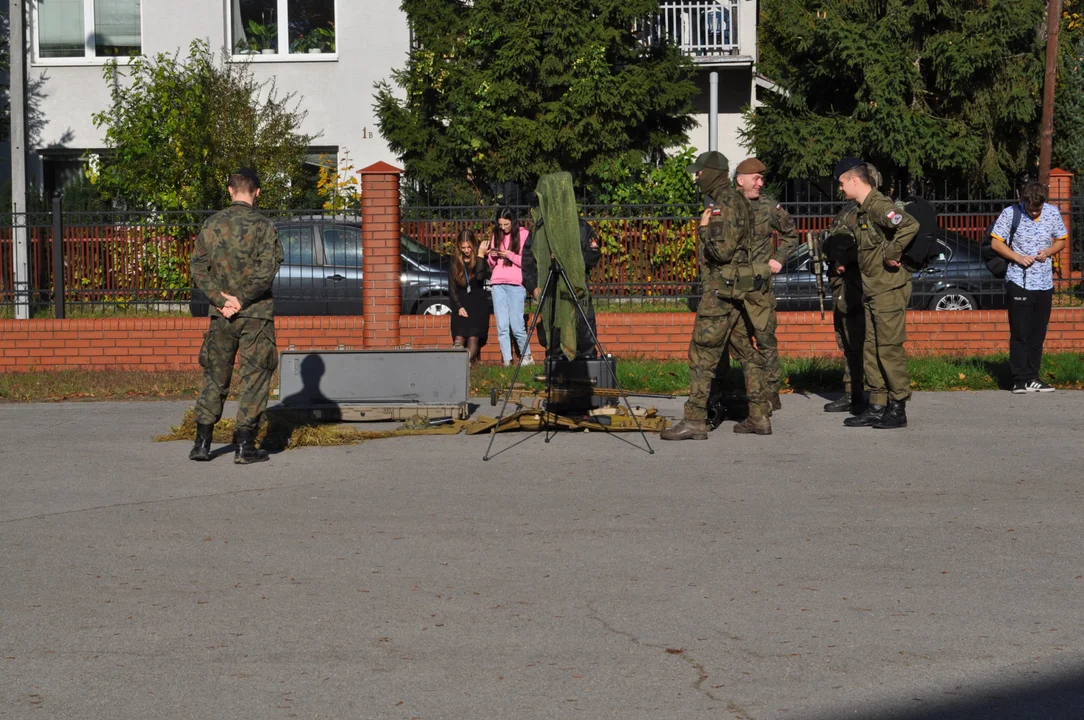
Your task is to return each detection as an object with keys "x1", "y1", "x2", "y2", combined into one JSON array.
[
  {"x1": 1054, "y1": 4, "x2": 1084, "y2": 182},
  {"x1": 747, "y1": 0, "x2": 1048, "y2": 195},
  {"x1": 375, "y1": 0, "x2": 697, "y2": 202}
]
